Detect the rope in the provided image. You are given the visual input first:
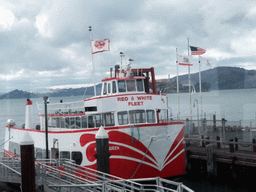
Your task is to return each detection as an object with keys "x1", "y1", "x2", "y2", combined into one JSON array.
[
  {"x1": 130, "y1": 137, "x2": 154, "y2": 179},
  {"x1": 0, "y1": 136, "x2": 13, "y2": 147}
]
